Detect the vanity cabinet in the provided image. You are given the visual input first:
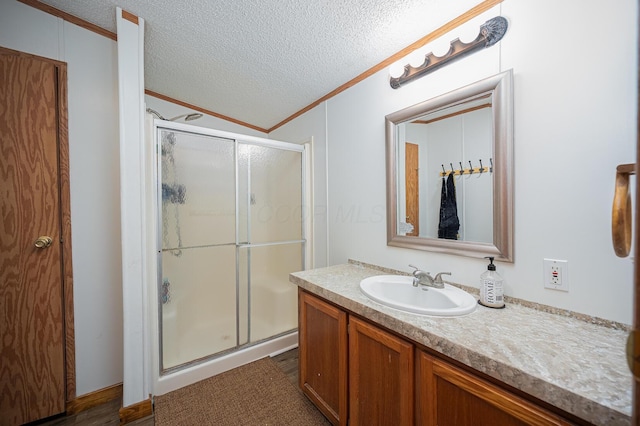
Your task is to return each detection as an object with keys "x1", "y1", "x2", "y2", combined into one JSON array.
[
  {"x1": 299, "y1": 290, "x2": 573, "y2": 426},
  {"x1": 298, "y1": 289, "x2": 348, "y2": 425},
  {"x1": 416, "y1": 351, "x2": 570, "y2": 426},
  {"x1": 348, "y1": 316, "x2": 414, "y2": 425}
]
